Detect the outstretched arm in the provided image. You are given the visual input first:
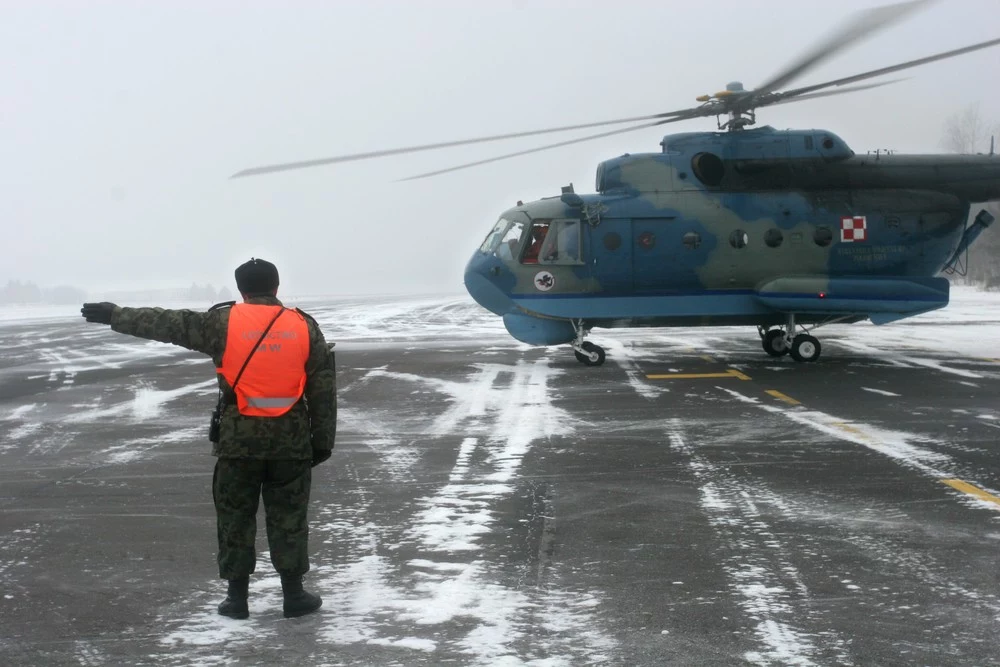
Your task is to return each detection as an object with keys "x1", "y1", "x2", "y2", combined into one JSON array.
[{"x1": 82, "y1": 302, "x2": 225, "y2": 358}]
